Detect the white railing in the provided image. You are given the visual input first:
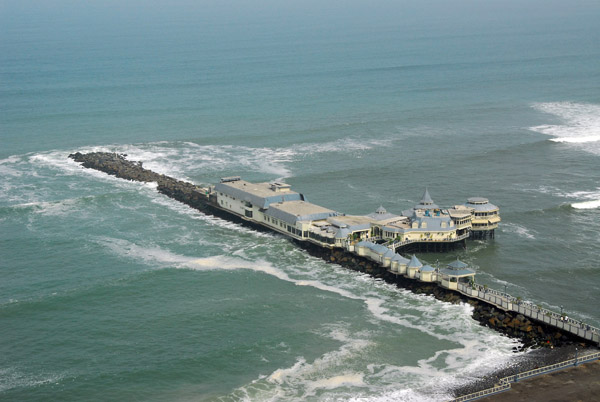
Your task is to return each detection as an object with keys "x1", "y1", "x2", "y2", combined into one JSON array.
[
  {"x1": 350, "y1": 236, "x2": 600, "y2": 345},
  {"x1": 386, "y1": 232, "x2": 470, "y2": 251},
  {"x1": 455, "y1": 283, "x2": 600, "y2": 343},
  {"x1": 451, "y1": 351, "x2": 600, "y2": 402}
]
